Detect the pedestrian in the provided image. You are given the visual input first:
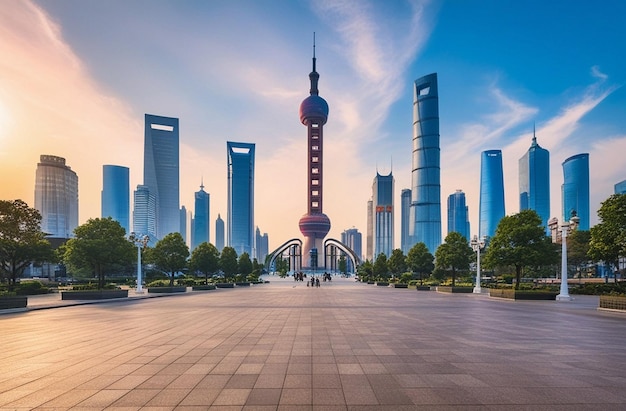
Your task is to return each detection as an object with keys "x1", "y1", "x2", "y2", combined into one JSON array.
[{"x1": 316, "y1": 277, "x2": 320, "y2": 287}]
